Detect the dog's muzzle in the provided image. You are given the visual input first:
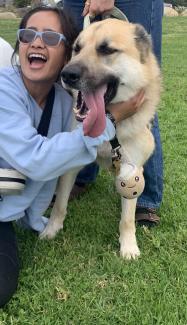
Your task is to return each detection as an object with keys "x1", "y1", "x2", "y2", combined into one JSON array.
[
  {"x1": 61, "y1": 64, "x2": 119, "y2": 136},
  {"x1": 61, "y1": 64, "x2": 119, "y2": 99},
  {"x1": 61, "y1": 64, "x2": 83, "y2": 89}
]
